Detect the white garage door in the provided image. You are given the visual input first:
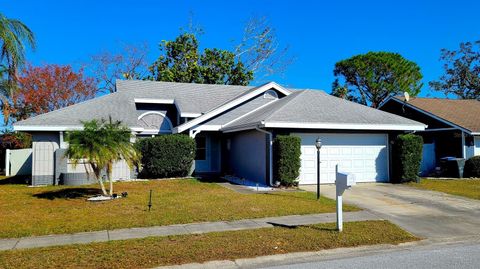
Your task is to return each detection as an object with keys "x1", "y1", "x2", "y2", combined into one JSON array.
[{"x1": 295, "y1": 133, "x2": 389, "y2": 184}]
